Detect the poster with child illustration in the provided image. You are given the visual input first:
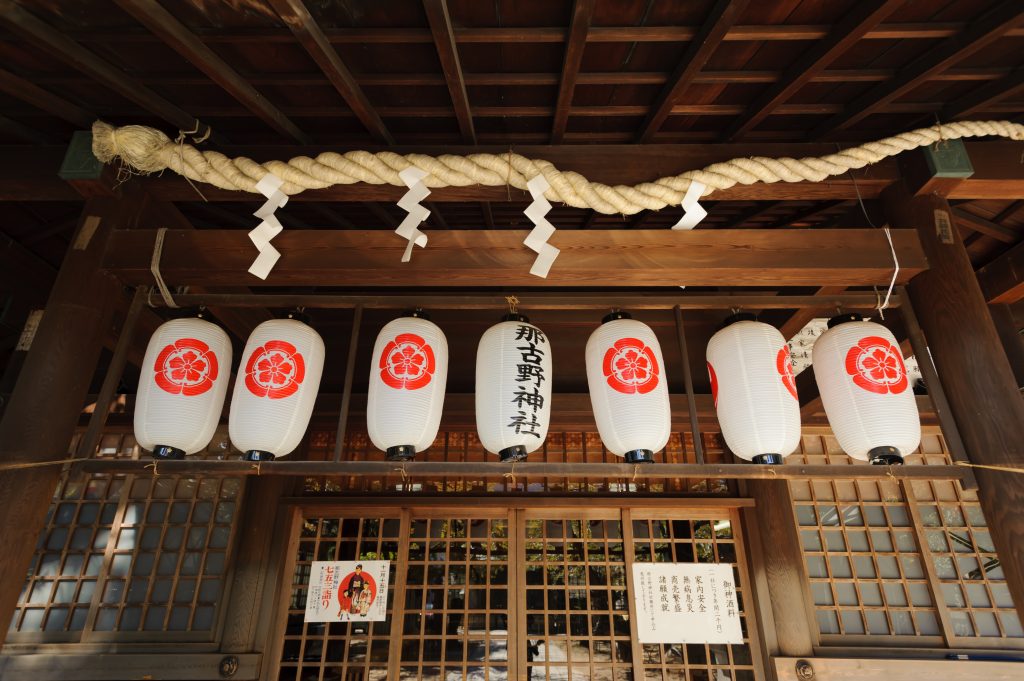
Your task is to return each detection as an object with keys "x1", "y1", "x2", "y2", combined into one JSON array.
[{"x1": 304, "y1": 561, "x2": 390, "y2": 622}]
